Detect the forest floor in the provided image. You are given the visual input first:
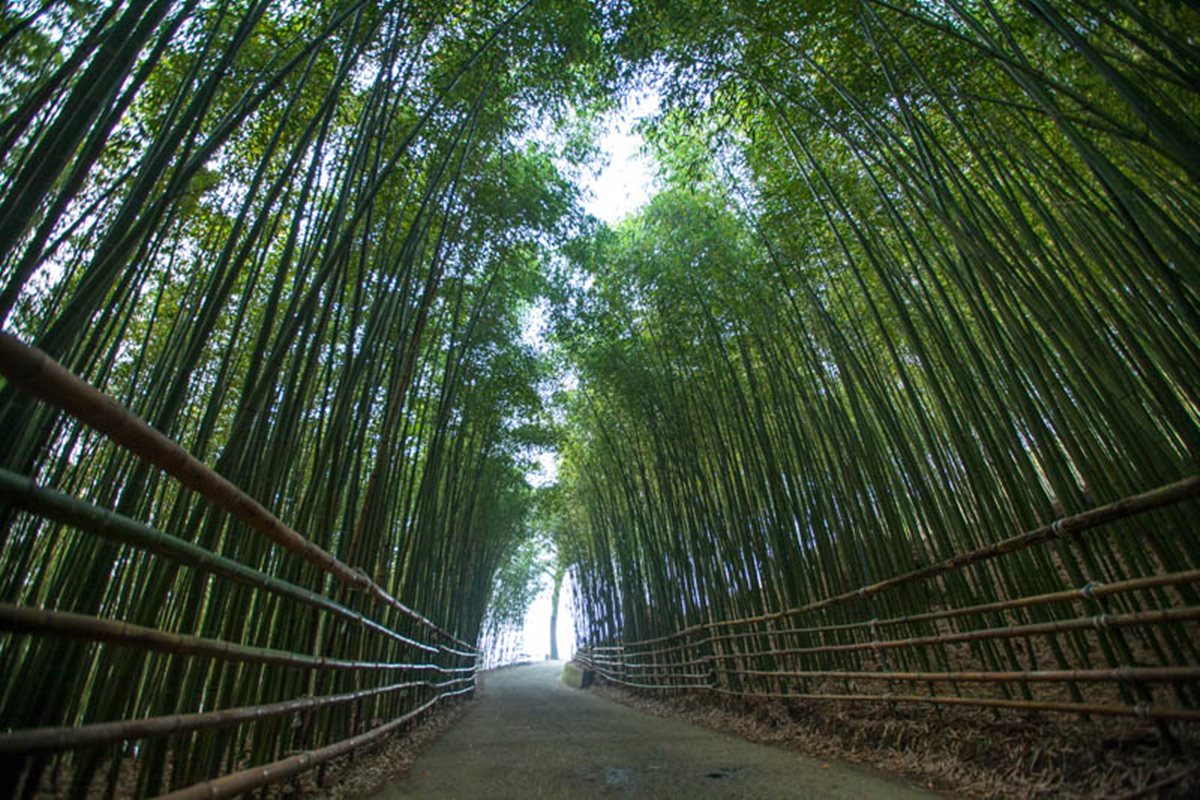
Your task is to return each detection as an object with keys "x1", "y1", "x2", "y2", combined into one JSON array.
[
  {"x1": 591, "y1": 681, "x2": 1200, "y2": 799},
  {"x1": 361, "y1": 660, "x2": 938, "y2": 799}
]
